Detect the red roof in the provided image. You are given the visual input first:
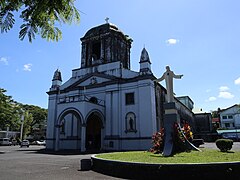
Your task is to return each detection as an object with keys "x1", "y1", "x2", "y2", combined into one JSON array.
[{"x1": 212, "y1": 118, "x2": 220, "y2": 123}]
